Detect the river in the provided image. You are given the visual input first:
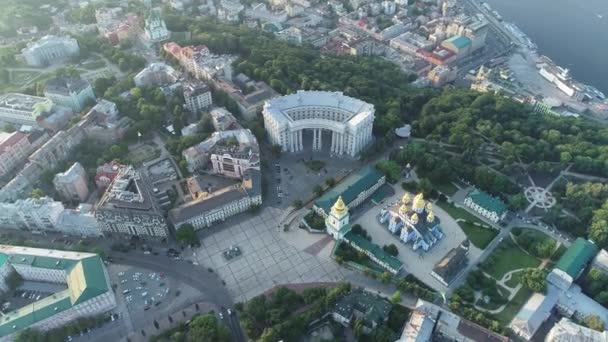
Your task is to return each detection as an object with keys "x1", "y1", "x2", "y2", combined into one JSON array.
[{"x1": 483, "y1": 0, "x2": 608, "y2": 94}]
